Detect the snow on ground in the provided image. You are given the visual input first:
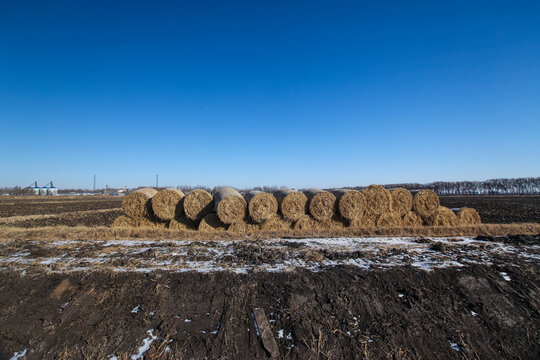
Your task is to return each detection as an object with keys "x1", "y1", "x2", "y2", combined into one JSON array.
[
  {"x1": 131, "y1": 330, "x2": 157, "y2": 360},
  {"x1": 9, "y1": 349, "x2": 27, "y2": 360},
  {"x1": 0, "y1": 237, "x2": 538, "y2": 274}
]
